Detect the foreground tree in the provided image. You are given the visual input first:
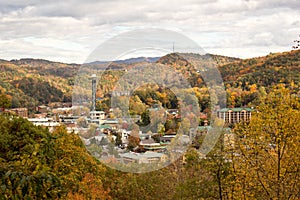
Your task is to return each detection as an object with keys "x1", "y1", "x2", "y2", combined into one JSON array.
[
  {"x1": 0, "y1": 94, "x2": 11, "y2": 111},
  {"x1": 230, "y1": 85, "x2": 300, "y2": 199},
  {"x1": 0, "y1": 114, "x2": 111, "y2": 199}
]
